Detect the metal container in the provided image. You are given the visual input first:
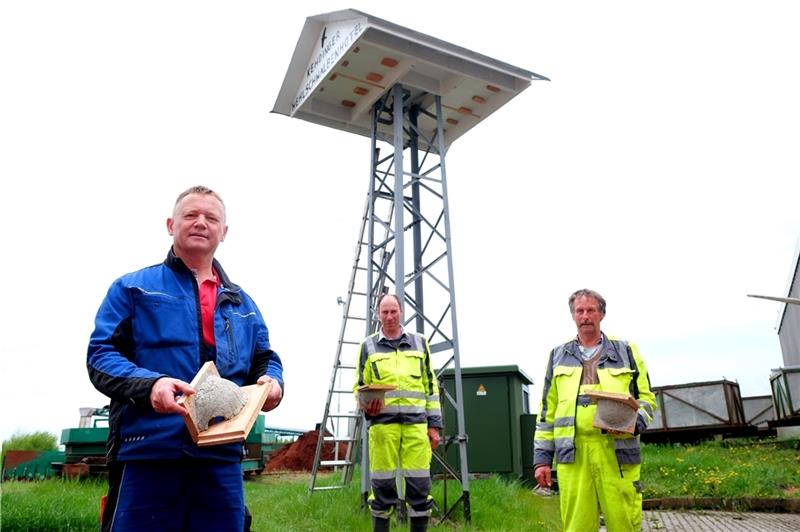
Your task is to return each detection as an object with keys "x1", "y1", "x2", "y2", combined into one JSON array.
[
  {"x1": 741, "y1": 394, "x2": 775, "y2": 427},
  {"x1": 520, "y1": 413, "x2": 537, "y2": 485},
  {"x1": 643, "y1": 380, "x2": 749, "y2": 442},
  {"x1": 436, "y1": 365, "x2": 533, "y2": 478},
  {"x1": 770, "y1": 366, "x2": 800, "y2": 420}
]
